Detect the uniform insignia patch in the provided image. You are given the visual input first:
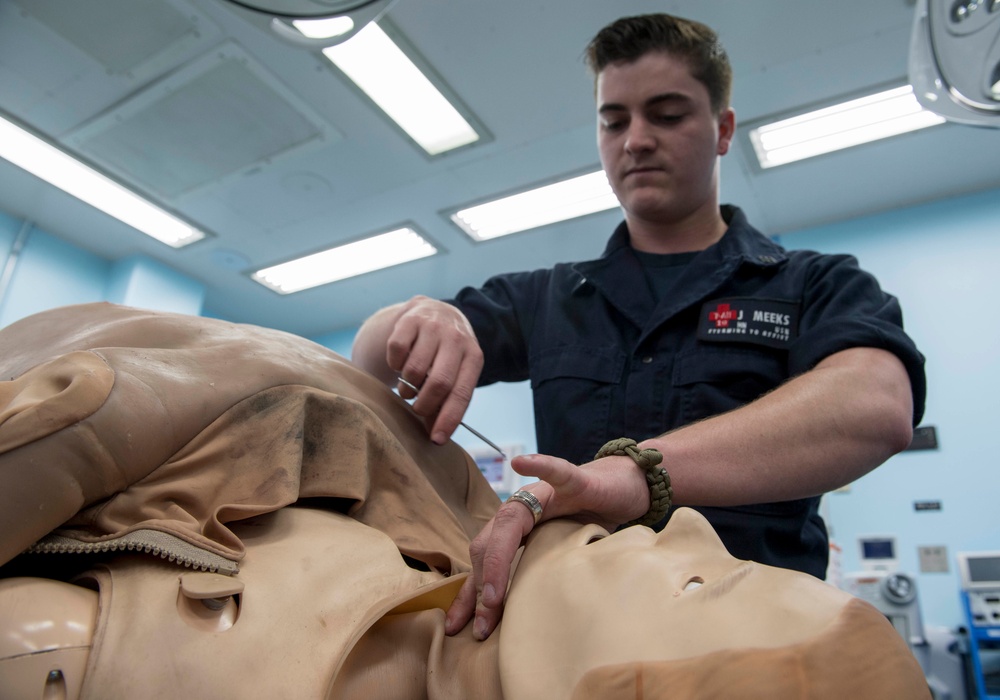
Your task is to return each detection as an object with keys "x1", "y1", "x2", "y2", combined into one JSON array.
[{"x1": 697, "y1": 298, "x2": 800, "y2": 349}]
